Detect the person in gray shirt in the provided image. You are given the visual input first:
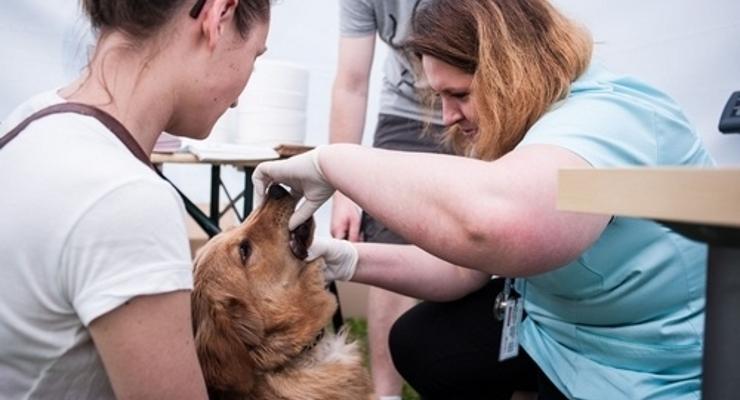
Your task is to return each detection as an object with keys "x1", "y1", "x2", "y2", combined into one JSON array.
[{"x1": 329, "y1": 1, "x2": 448, "y2": 399}]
